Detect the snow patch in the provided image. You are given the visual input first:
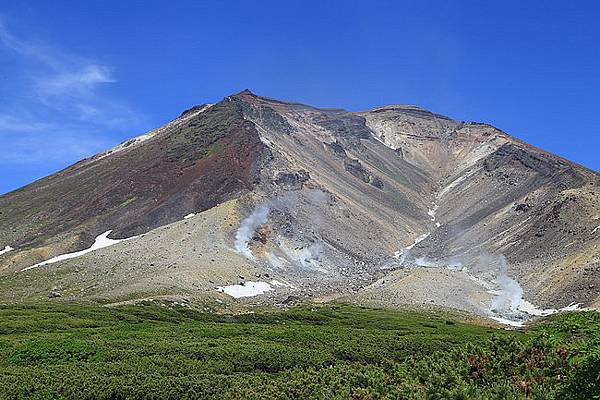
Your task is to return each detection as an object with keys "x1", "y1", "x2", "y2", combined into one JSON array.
[
  {"x1": 592, "y1": 225, "x2": 600, "y2": 234},
  {"x1": 493, "y1": 302, "x2": 583, "y2": 327},
  {"x1": 0, "y1": 246, "x2": 14, "y2": 256},
  {"x1": 389, "y1": 232, "x2": 431, "y2": 267},
  {"x1": 370, "y1": 132, "x2": 395, "y2": 150},
  {"x1": 259, "y1": 136, "x2": 274, "y2": 147},
  {"x1": 216, "y1": 281, "x2": 273, "y2": 298},
  {"x1": 437, "y1": 168, "x2": 479, "y2": 199},
  {"x1": 427, "y1": 203, "x2": 439, "y2": 221},
  {"x1": 270, "y1": 279, "x2": 297, "y2": 289},
  {"x1": 407, "y1": 232, "x2": 430, "y2": 250},
  {"x1": 22, "y1": 230, "x2": 134, "y2": 271},
  {"x1": 491, "y1": 316, "x2": 525, "y2": 328},
  {"x1": 392, "y1": 232, "x2": 430, "y2": 260},
  {"x1": 517, "y1": 300, "x2": 581, "y2": 317}
]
